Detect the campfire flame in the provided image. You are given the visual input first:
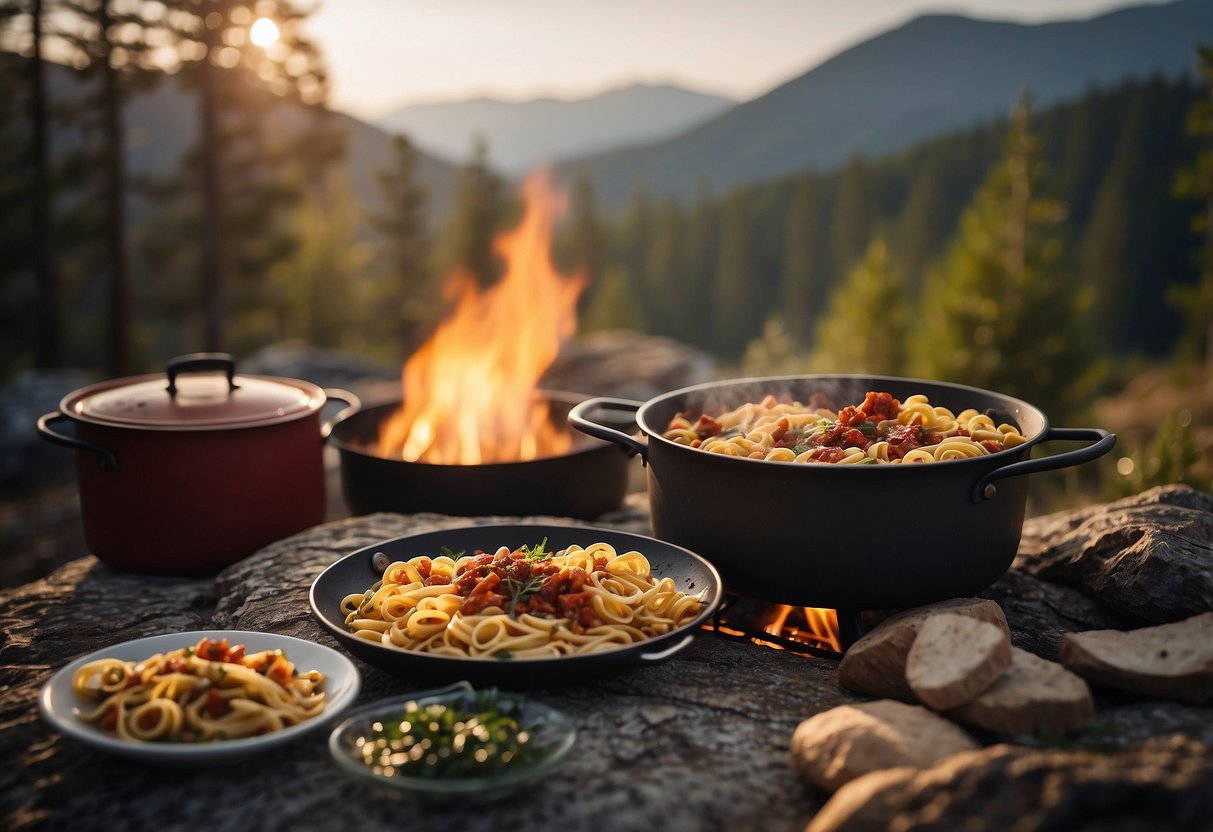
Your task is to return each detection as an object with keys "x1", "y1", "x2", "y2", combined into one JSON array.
[
  {"x1": 763, "y1": 606, "x2": 843, "y2": 654},
  {"x1": 377, "y1": 170, "x2": 587, "y2": 465}
]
